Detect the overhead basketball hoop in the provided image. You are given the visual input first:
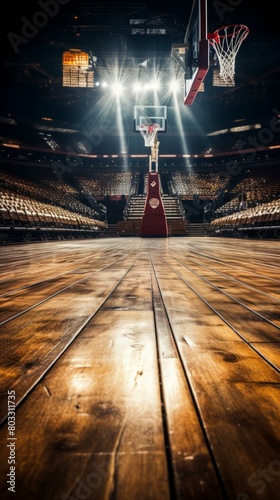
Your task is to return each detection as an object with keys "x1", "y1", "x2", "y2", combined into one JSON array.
[
  {"x1": 139, "y1": 123, "x2": 160, "y2": 147},
  {"x1": 208, "y1": 24, "x2": 249, "y2": 85}
]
